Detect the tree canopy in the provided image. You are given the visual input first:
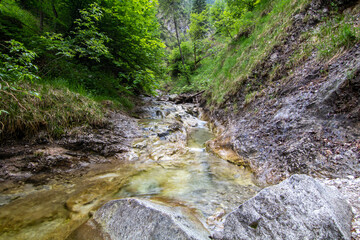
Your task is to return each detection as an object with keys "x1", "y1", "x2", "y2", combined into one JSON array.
[{"x1": 1, "y1": 0, "x2": 165, "y2": 96}]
